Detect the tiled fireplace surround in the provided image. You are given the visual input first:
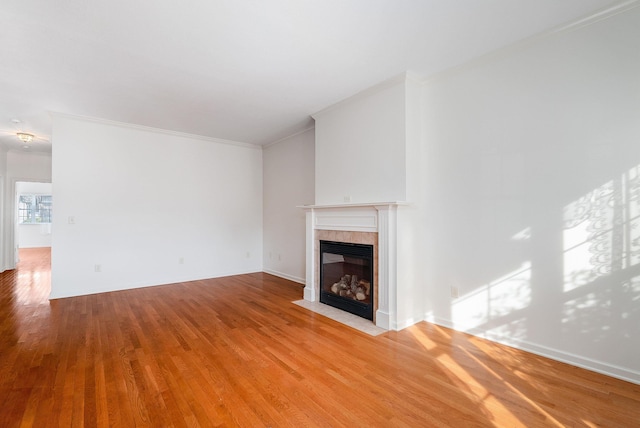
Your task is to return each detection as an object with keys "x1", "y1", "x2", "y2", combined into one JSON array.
[{"x1": 302, "y1": 203, "x2": 401, "y2": 330}]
